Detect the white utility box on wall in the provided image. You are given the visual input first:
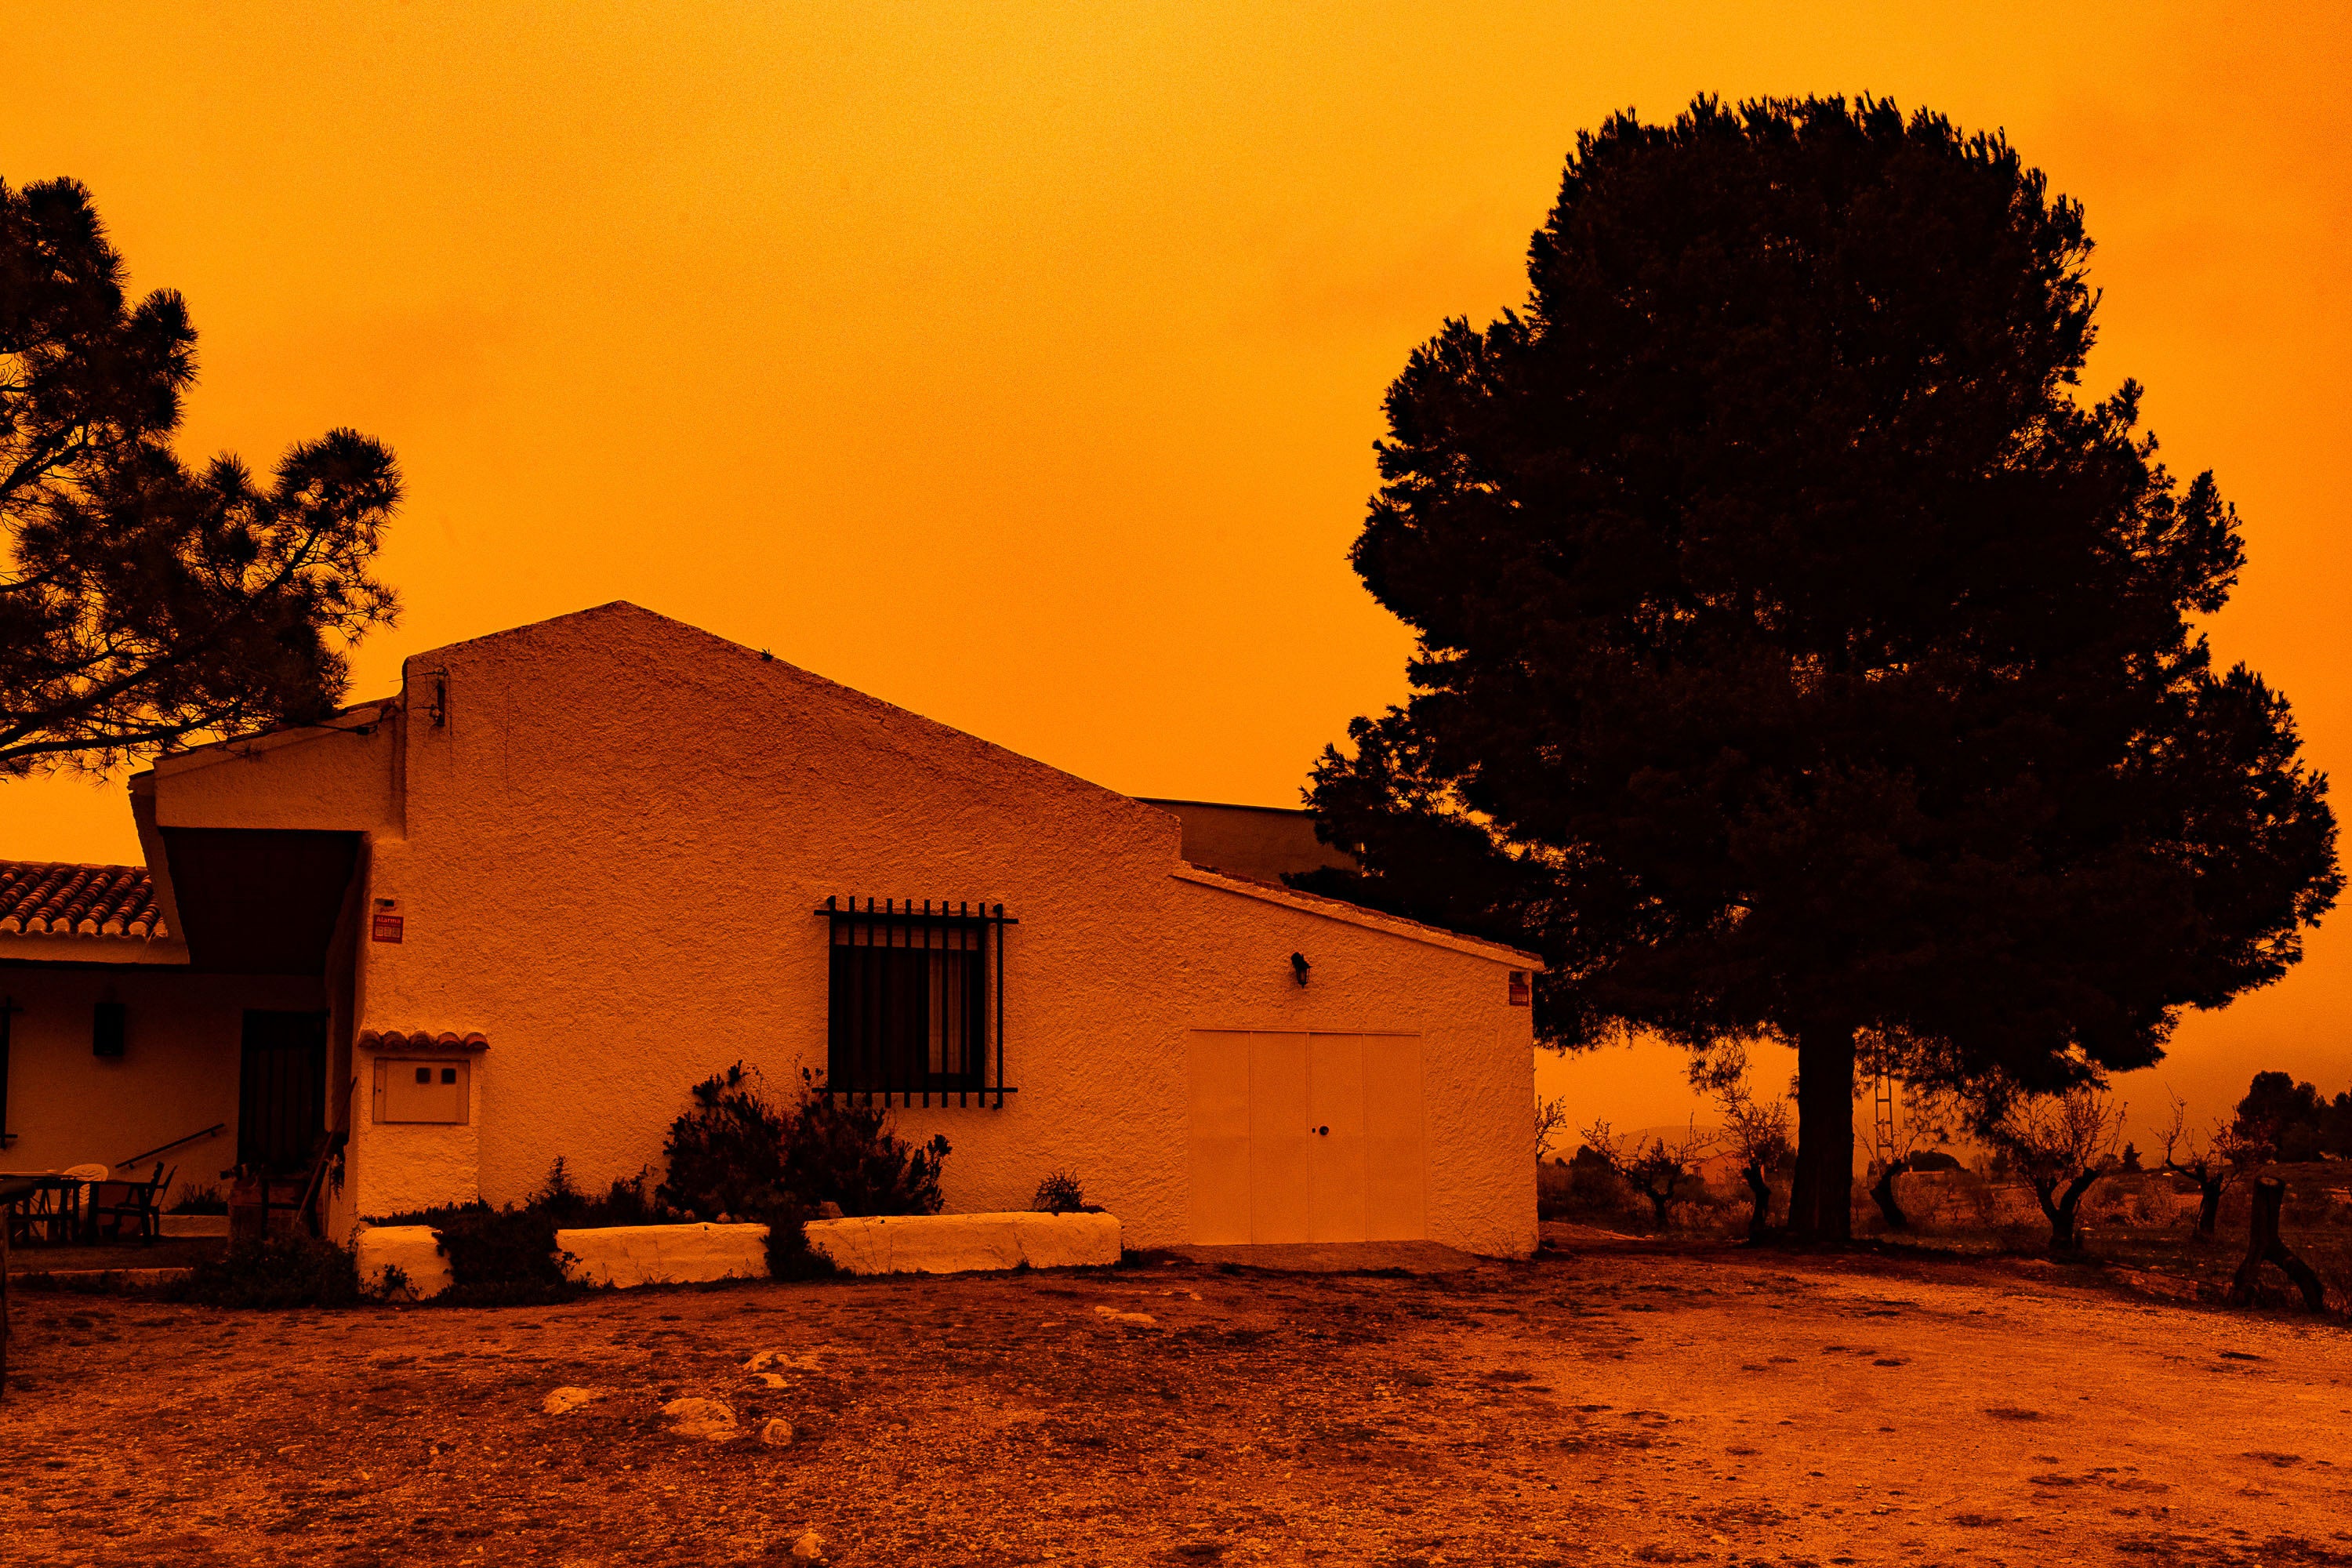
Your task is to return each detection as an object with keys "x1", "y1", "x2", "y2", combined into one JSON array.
[{"x1": 373, "y1": 1058, "x2": 470, "y2": 1123}]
